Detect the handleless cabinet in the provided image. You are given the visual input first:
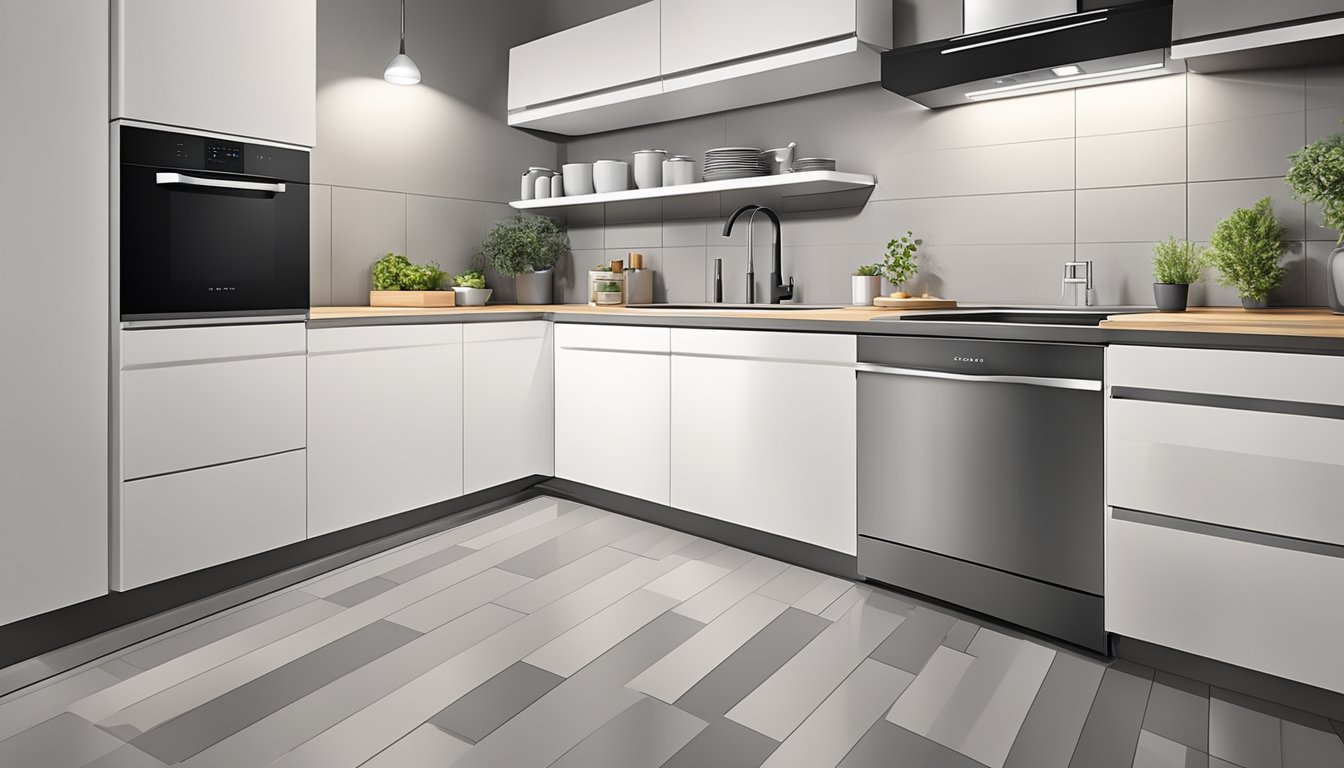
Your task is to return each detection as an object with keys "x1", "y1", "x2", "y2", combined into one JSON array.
[
  {"x1": 1173, "y1": 0, "x2": 1344, "y2": 41},
  {"x1": 463, "y1": 321, "x2": 554, "y2": 494}
]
